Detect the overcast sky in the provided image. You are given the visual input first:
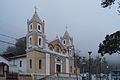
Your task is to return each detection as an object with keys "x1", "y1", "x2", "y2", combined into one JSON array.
[{"x1": 0, "y1": 0, "x2": 120, "y2": 65}]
